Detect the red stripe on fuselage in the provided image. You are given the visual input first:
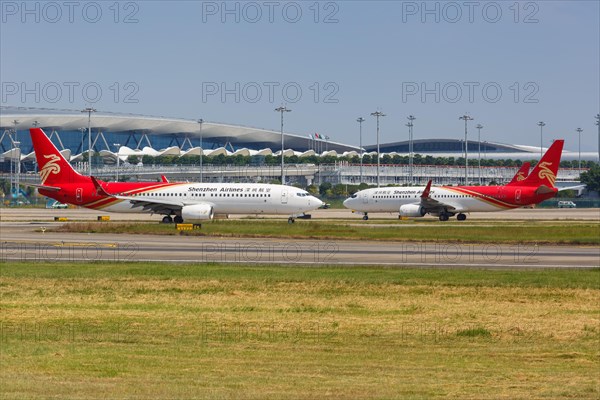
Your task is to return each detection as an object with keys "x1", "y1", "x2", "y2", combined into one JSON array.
[{"x1": 442, "y1": 186, "x2": 519, "y2": 209}]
